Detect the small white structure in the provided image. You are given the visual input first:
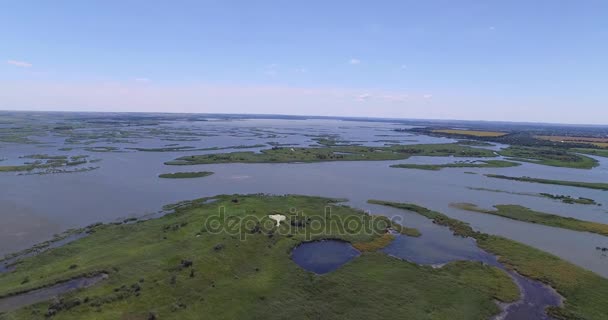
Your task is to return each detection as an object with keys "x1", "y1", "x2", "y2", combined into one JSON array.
[{"x1": 268, "y1": 214, "x2": 286, "y2": 227}]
